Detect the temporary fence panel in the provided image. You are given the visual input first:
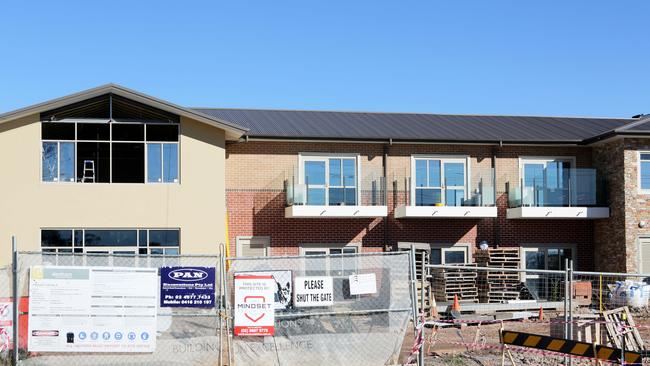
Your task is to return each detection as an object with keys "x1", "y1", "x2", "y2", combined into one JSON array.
[
  {"x1": 422, "y1": 264, "x2": 575, "y2": 365},
  {"x1": 226, "y1": 251, "x2": 413, "y2": 366},
  {"x1": 572, "y1": 270, "x2": 650, "y2": 351},
  {"x1": 0, "y1": 264, "x2": 12, "y2": 366},
  {"x1": 14, "y1": 251, "x2": 223, "y2": 366}
]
